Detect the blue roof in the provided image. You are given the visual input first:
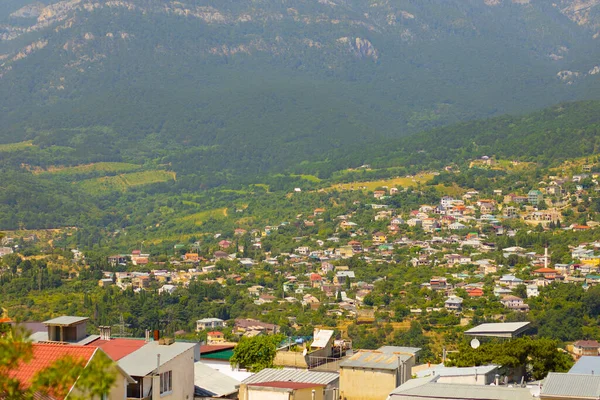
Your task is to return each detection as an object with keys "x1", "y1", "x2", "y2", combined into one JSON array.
[{"x1": 569, "y1": 356, "x2": 600, "y2": 375}]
